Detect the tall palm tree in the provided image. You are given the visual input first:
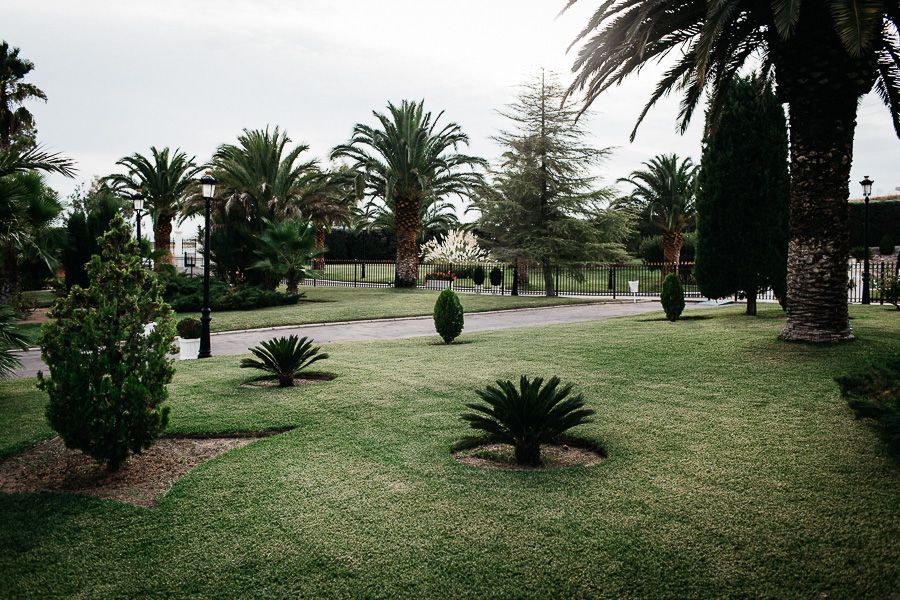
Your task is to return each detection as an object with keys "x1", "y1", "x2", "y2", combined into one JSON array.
[
  {"x1": 563, "y1": 1, "x2": 900, "y2": 342},
  {"x1": 105, "y1": 147, "x2": 203, "y2": 268},
  {"x1": 0, "y1": 42, "x2": 46, "y2": 150},
  {"x1": 332, "y1": 100, "x2": 485, "y2": 287},
  {"x1": 366, "y1": 194, "x2": 462, "y2": 243},
  {"x1": 252, "y1": 217, "x2": 320, "y2": 294},
  {"x1": 618, "y1": 154, "x2": 697, "y2": 267}
]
